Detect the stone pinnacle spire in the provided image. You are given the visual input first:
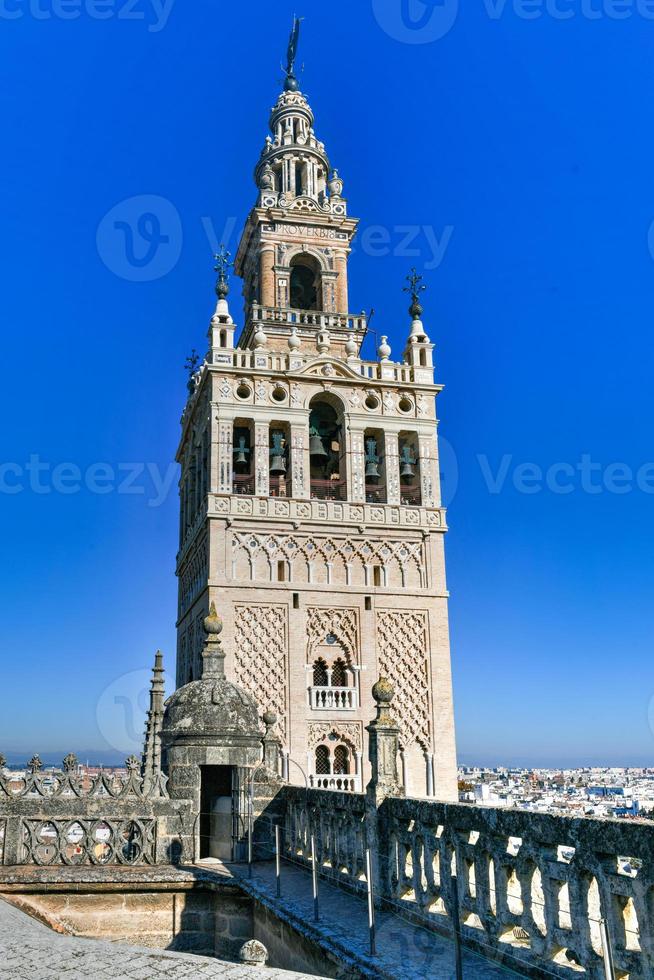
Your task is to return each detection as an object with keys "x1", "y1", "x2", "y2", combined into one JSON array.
[{"x1": 141, "y1": 650, "x2": 165, "y2": 784}]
